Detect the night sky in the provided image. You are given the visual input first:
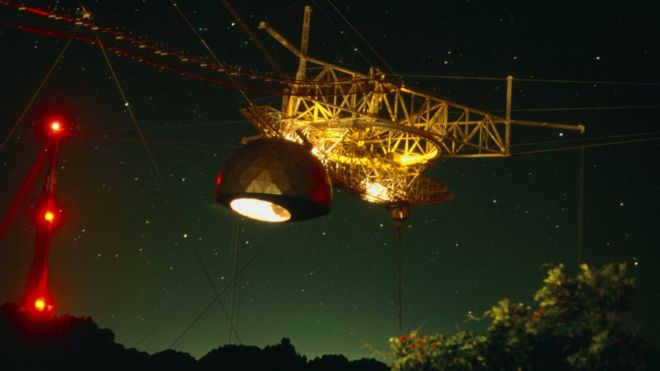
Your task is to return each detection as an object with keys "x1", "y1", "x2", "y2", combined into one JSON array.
[{"x1": 1, "y1": 0, "x2": 659, "y2": 361}]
